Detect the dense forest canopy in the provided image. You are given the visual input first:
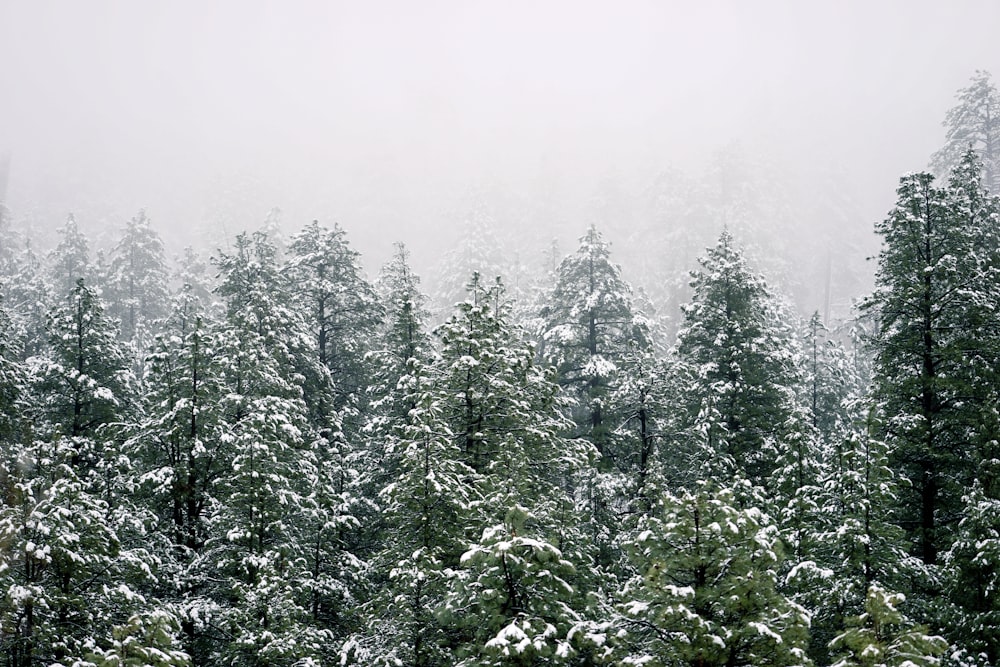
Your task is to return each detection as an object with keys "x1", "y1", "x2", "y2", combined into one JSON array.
[{"x1": 3, "y1": 46, "x2": 1000, "y2": 667}]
